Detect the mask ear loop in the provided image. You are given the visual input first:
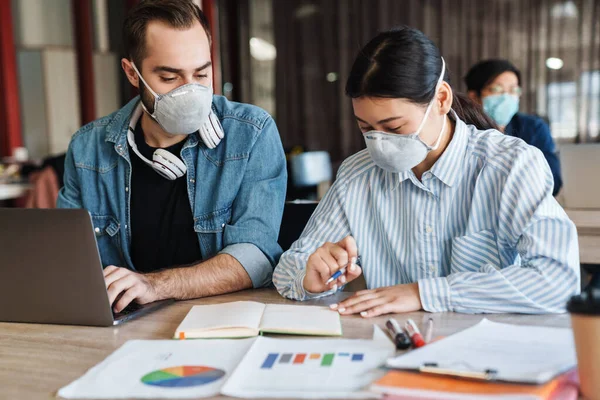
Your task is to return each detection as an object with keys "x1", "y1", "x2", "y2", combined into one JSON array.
[
  {"x1": 428, "y1": 115, "x2": 447, "y2": 151},
  {"x1": 130, "y1": 62, "x2": 159, "y2": 98},
  {"x1": 415, "y1": 57, "x2": 447, "y2": 138},
  {"x1": 131, "y1": 61, "x2": 167, "y2": 130}
]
